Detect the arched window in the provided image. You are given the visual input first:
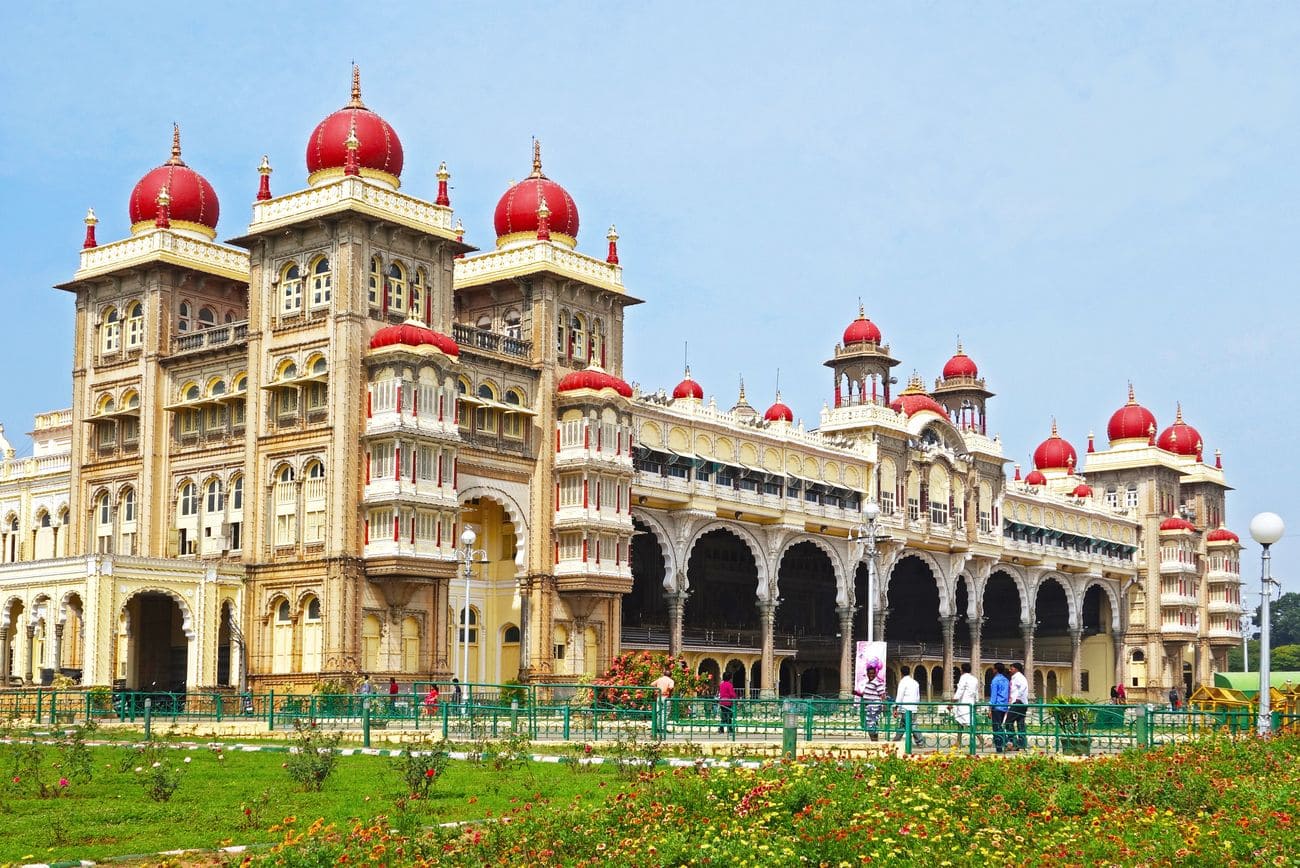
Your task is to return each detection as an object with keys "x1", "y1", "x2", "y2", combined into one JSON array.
[
  {"x1": 121, "y1": 487, "x2": 136, "y2": 523},
  {"x1": 272, "y1": 598, "x2": 293, "y2": 674},
  {"x1": 1125, "y1": 485, "x2": 1138, "y2": 508},
  {"x1": 368, "y1": 256, "x2": 382, "y2": 309},
  {"x1": 230, "y1": 475, "x2": 244, "y2": 511},
  {"x1": 570, "y1": 313, "x2": 586, "y2": 361},
  {"x1": 388, "y1": 262, "x2": 407, "y2": 315},
  {"x1": 457, "y1": 377, "x2": 472, "y2": 431},
  {"x1": 197, "y1": 306, "x2": 217, "y2": 329},
  {"x1": 458, "y1": 606, "x2": 479, "y2": 644},
  {"x1": 302, "y1": 595, "x2": 323, "y2": 673},
  {"x1": 281, "y1": 263, "x2": 303, "y2": 313},
  {"x1": 503, "y1": 625, "x2": 521, "y2": 643},
  {"x1": 476, "y1": 313, "x2": 493, "y2": 331},
  {"x1": 305, "y1": 356, "x2": 328, "y2": 414},
  {"x1": 38, "y1": 510, "x2": 50, "y2": 528},
  {"x1": 179, "y1": 482, "x2": 197, "y2": 517},
  {"x1": 556, "y1": 308, "x2": 569, "y2": 355},
  {"x1": 101, "y1": 307, "x2": 120, "y2": 353},
  {"x1": 124, "y1": 302, "x2": 144, "y2": 349},
  {"x1": 231, "y1": 374, "x2": 247, "y2": 427},
  {"x1": 208, "y1": 379, "x2": 226, "y2": 398},
  {"x1": 410, "y1": 268, "x2": 425, "y2": 321},
  {"x1": 274, "y1": 465, "x2": 297, "y2": 546},
  {"x1": 304, "y1": 460, "x2": 326, "y2": 544},
  {"x1": 183, "y1": 383, "x2": 201, "y2": 403},
  {"x1": 96, "y1": 494, "x2": 111, "y2": 527},
  {"x1": 94, "y1": 493, "x2": 112, "y2": 554},
  {"x1": 277, "y1": 600, "x2": 291, "y2": 621},
  {"x1": 307, "y1": 597, "x2": 321, "y2": 619},
  {"x1": 310, "y1": 257, "x2": 332, "y2": 307},
  {"x1": 503, "y1": 389, "x2": 525, "y2": 440},
  {"x1": 205, "y1": 479, "x2": 224, "y2": 513},
  {"x1": 178, "y1": 301, "x2": 192, "y2": 333},
  {"x1": 475, "y1": 383, "x2": 499, "y2": 434},
  {"x1": 504, "y1": 309, "x2": 522, "y2": 340}
]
